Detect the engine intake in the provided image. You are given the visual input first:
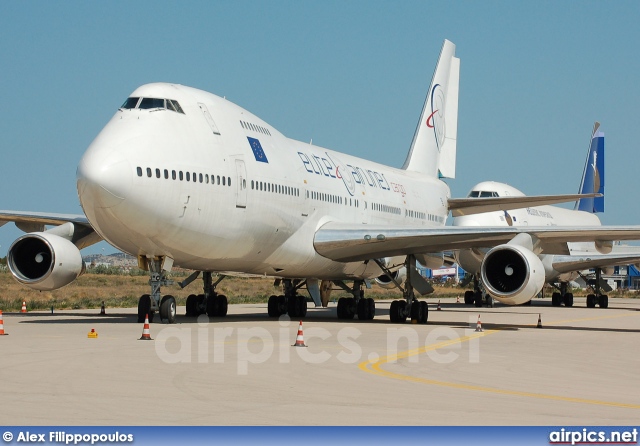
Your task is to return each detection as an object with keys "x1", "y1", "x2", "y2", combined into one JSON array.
[
  {"x1": 8, "y1": 232, "x2": 85, "y2": 291},
  {"x1": 480, "y1": 244, "x2": 545, "y2": 305},
  {"x1": 375, "y1": 267, "x2": 406, "y2": 289}
]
